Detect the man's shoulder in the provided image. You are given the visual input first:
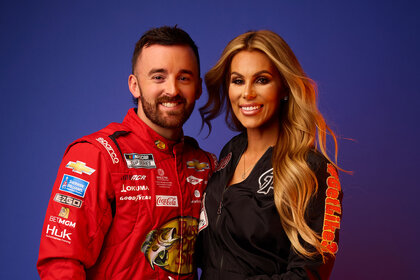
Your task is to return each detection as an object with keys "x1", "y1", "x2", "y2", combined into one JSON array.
[
  {"x1": 64, "y1": 122, "x2": 130, "y2": 165},
  {"x1": 83, "y1": 122, "x2": 130, "y2": 140},
  {"x1": 184, "y1": 136, "x2": 218, "y2": 170}
]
